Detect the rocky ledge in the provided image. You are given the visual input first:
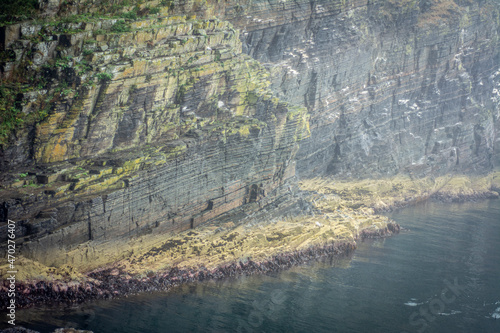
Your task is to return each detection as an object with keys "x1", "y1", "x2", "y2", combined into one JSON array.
[
  {"x1": 0, "y1": 227, "x2": 401, "y2": 310},
  {"x1": 2, "y1": 170, "x2": 499, "y2": 310},
  {"x1": 300, "y1": 171, "x2": 500, "y2": 213},
  {"x1": 0, "y1": 178, "x2": 401, "y2": 309}
]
